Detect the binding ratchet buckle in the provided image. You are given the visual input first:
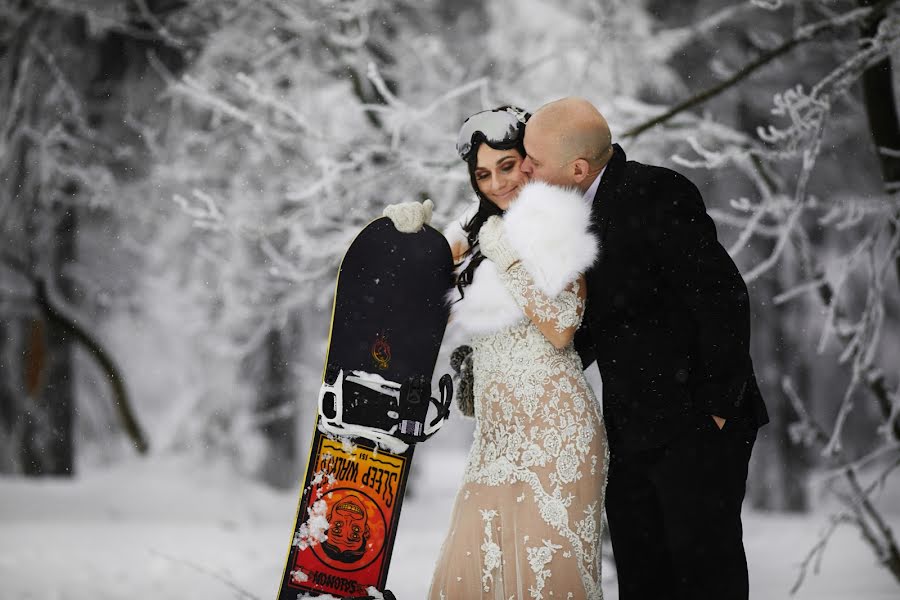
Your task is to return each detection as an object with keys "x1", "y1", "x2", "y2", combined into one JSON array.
[{"x1": 317, "y1": 363, "x2": 453, "y2": 452}]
